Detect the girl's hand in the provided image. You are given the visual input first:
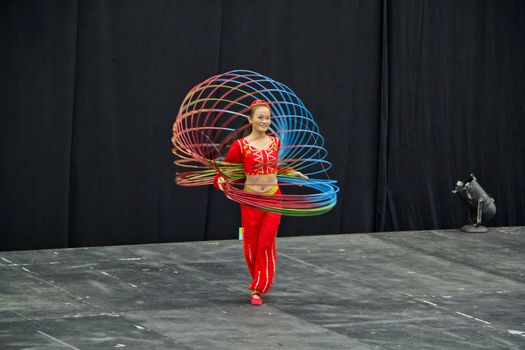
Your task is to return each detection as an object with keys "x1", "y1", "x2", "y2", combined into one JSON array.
[
  {"x1": 217, "y1": 176, "x2": 226, "y2": 190},
  {"x1": 291, "y1": 170, "x2": 308, "y2": 179}
]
